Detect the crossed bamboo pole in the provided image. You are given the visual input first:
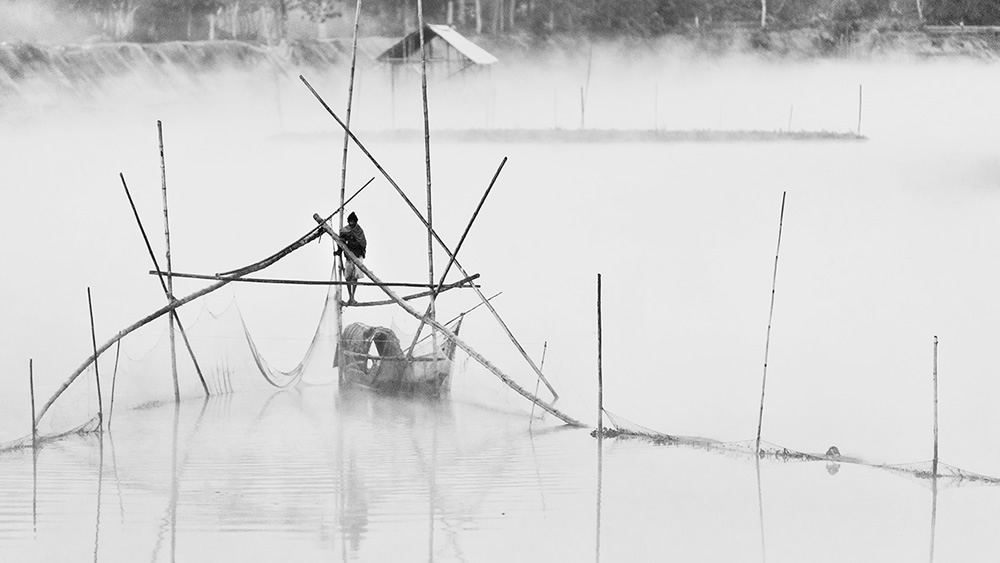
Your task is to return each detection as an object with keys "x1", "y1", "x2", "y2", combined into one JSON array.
[
  {"x1": 314, "y1": 215, "x2": 584, "y2": 428},
  {"x1": 300, "y1": 75, "x2": 561, "y2": 402},
  {"x1": 35, "y1": 180, "x2": 373, "y2": 425}
]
